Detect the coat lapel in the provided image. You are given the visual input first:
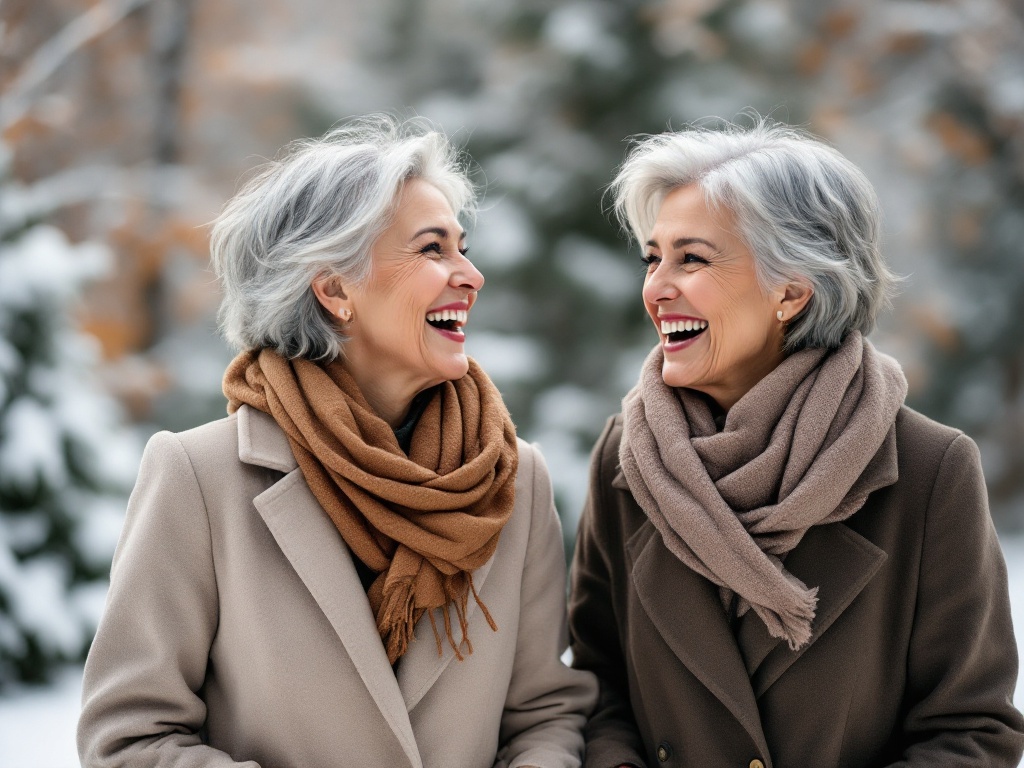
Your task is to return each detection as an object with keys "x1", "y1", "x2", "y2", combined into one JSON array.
[
  {"x1": 238, "y1": 406, "x2": 422, "y2": 768},
  {"x1": 616, "y1": 466, "x2": 888, "y2": 751},
  {"x1": 396, "y1": 552, "x2": 496, "y2": 712},
  {"x1": 624, "y1": 499, "x2": 770, "y2": 760},
  {"x1": 751, "y1": 521, "x2": 887, "y2": 698}
]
